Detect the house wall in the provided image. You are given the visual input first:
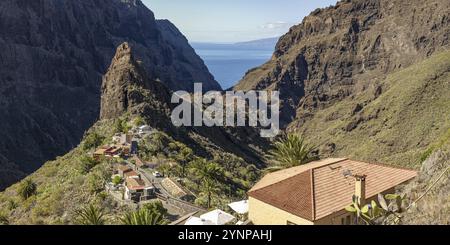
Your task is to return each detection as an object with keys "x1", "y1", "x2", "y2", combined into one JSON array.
[
  {"x1": 249, "y1": 187, "x2": 397, "y2": 225},
  {"x1": 248, "y1": 197, "x2": 314, "y2": 225}
]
